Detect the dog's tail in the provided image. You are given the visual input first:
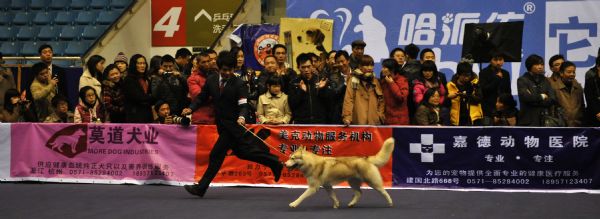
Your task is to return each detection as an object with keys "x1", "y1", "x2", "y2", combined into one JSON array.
[{"x1": 367, "y1": 137, "x2": 395, "y2": 167}]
